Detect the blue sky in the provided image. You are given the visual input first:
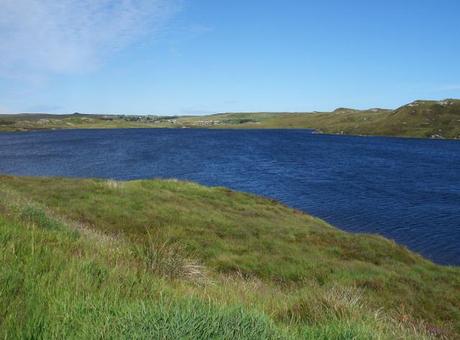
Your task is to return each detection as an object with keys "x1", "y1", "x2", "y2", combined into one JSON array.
[{"x1": 1, "y1": 0, "x2": 459, "y2": 115}]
